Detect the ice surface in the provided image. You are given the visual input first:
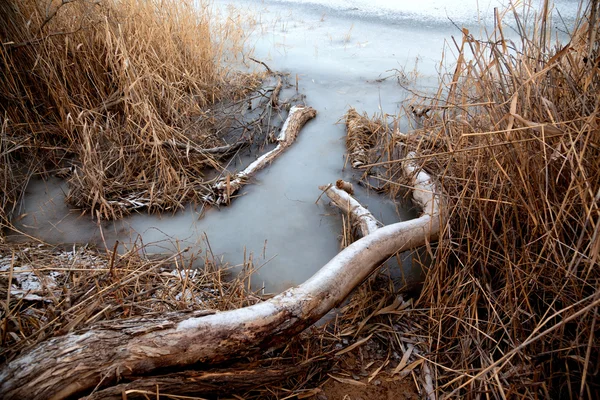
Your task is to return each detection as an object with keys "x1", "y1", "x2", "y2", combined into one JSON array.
[{"x1": 9, "y1": 0, "x2": 578, "y2": 292}]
